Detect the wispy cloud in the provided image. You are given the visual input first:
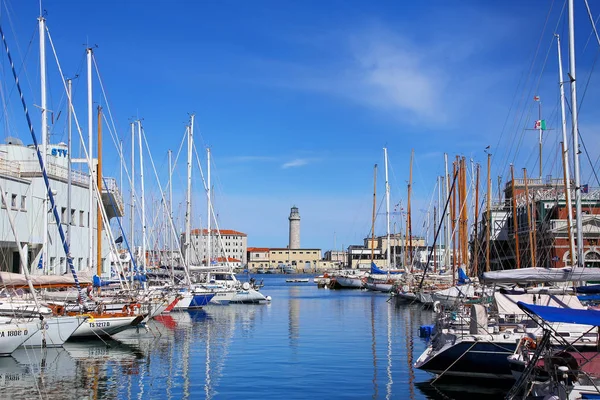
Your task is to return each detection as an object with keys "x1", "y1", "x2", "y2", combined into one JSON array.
[
  {"x1": 282, "y1": 158, "x2": 310, "y2": 169},
  {"x1": 225, "y1": 155, "x2": 277, "y2": 163}
]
